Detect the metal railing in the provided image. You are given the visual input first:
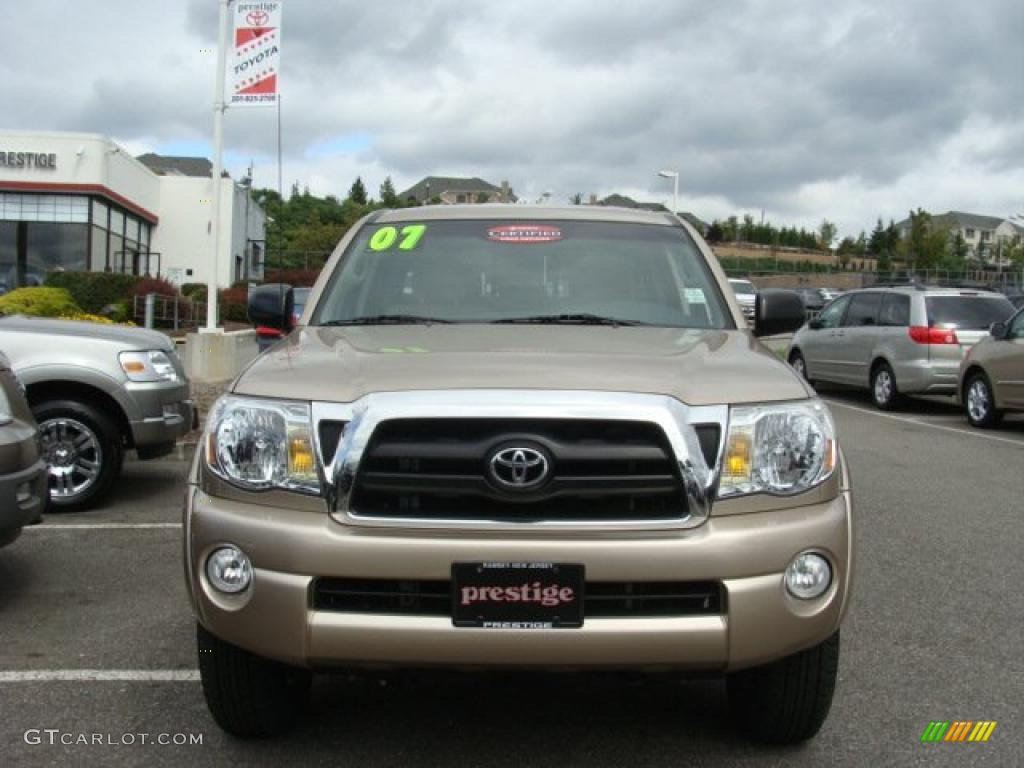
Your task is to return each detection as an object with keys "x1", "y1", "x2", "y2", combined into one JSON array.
[{"x1": 133, "y1": 293, "x2": 206, "y2": 330}]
